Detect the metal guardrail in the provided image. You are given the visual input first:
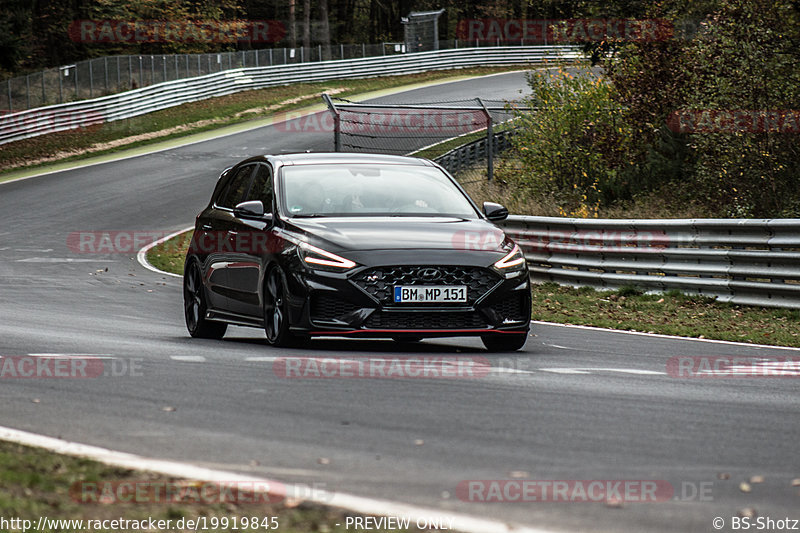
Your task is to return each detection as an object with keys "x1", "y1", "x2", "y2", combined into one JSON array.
[
  {"x1": 0, "y1": 45, "x2": 582, "y2": 146},
  {"x1": 1, "y1": 43, "x2": 409, "y2": 112},
  {"x1": 433, "y1": 127, "x2": 516, "y2": 175},
  {"x1": 499, "y1": 216, "x2": 800, "y2": 309}
]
